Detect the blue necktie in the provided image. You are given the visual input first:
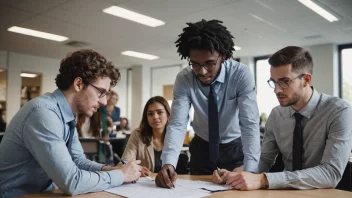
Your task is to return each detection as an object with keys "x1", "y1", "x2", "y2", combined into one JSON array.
[
  {"x1": 292, "y1": 113, "x2": 303, "y2": 171},
  {"x1": 66, "y1": 120, "x2": 76, "y2": 151},
  {"x1": 209, "y1": 84, "x2": 219, "y2": 164}
]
